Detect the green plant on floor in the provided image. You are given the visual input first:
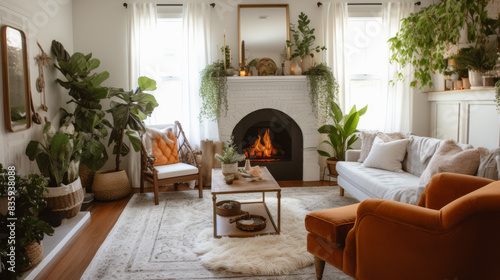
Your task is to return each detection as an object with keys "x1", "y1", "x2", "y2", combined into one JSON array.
[
  {"x1": 304, "y1": 63, "x2": 339, "y2": 125},
  {"x1": 215, "y1": 138, "x2": 246, "y2": 164},
  {"x1": 286, "y1": 12, "x2": 326, "y2": 60},
  {"x1": 107, "y1": 76, "x2": 159, "y2": 171},
  {"x1": 317, "y1": 101, "x2": 367, "y2": 161},
  {"x1": 388, "y1": 0, "x2": 499, "y2": 89},
  {"x1": 0, "y1": 164, "x2": 53, "y2": 279},
  {"x1": 26, "y1": 120, "x2": 84, "y2": 187},
  {"x1": 199, "y1": 62, "x2": 228, "y2": 122},
  {"x1": 51, "y1": 40, "x2": 111, "y2": 172}
]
